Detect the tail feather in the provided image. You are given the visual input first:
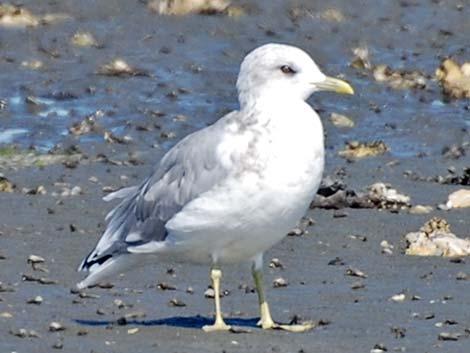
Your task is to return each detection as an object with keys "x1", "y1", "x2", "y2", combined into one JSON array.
[{"x1": 77, "y1": 253, "x2": 142, "y2": 289}]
